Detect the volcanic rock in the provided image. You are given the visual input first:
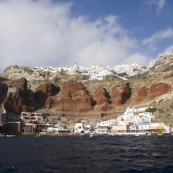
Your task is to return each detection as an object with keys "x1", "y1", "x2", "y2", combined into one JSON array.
[
  {"x1": 3, "y1": 82, "x2": 35, "y2": 114},
  {"x1": 136, "y1": 86, "x2": 148, "y2": 102},
  {"x1": 93, "y1": 85, "x2": 112, "y2": 111},
  {"x1": 111, "y1": 83, "x2": 131, "y2": 105},
  {"x1": 56, "y1": 81, "x2": 93, "y2": 112},
  {"x1": 8, "y1": 77, "x2": 27, "y2": 91},
  {"x1": 136, "y1": 82, "x2": 170, "y2": 102},
  {"x1": 35, "y1": 82, "x2": 60, "y2": 107},
  {"x1": 148, "y1": 82, "x2": 170, "y2": 99},
  {"x1": 93, "y1": 85, "x2": 110, "y2": 105}
]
